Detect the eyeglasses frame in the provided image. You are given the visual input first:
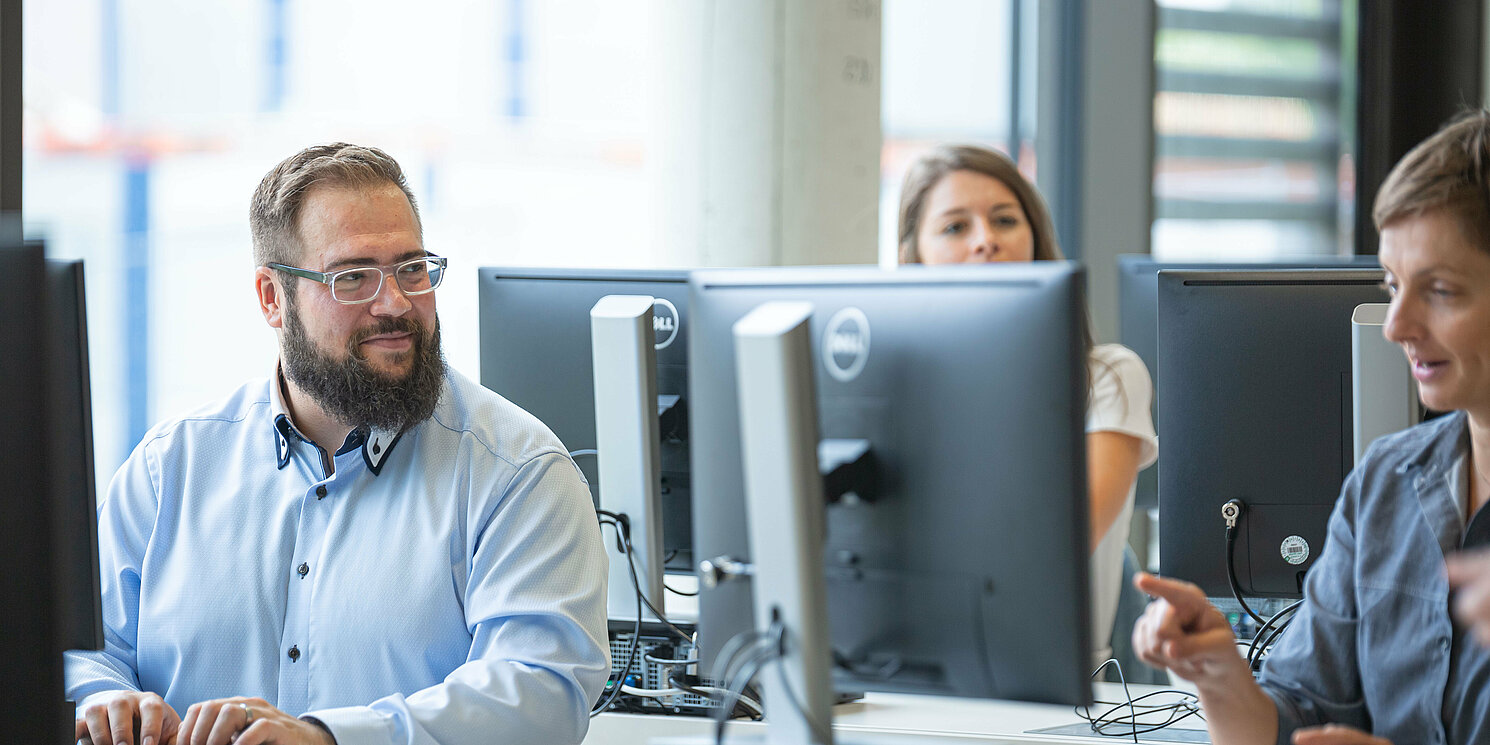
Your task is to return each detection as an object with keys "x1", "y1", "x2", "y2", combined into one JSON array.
[{"x1": 267, "y1": 255, "x2": 448, "y2": 305}]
